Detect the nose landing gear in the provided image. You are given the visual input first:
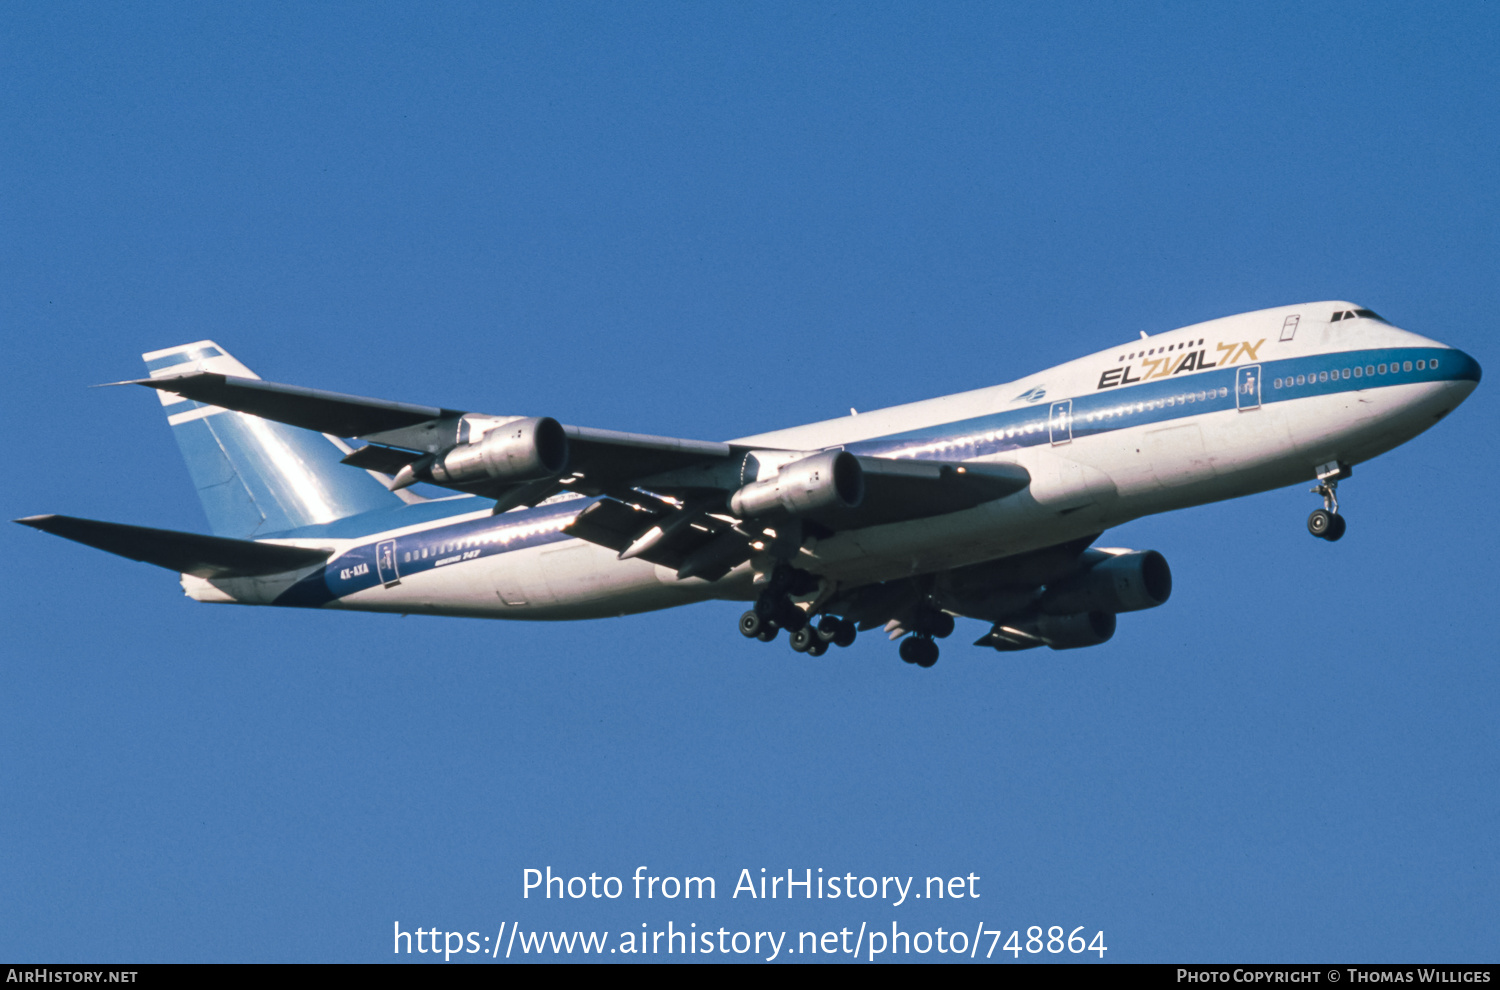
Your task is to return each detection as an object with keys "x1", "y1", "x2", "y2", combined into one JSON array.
[{"x1": 1307, "y1": 461, "x2": 1351, "y2": 542}]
